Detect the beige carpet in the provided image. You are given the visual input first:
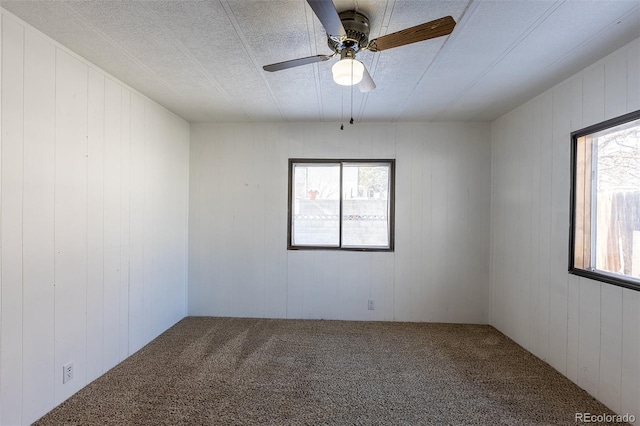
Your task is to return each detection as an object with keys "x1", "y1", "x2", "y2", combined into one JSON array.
[{"x1": 36, "y1": 317, "x2": 623, "y2": 425}]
